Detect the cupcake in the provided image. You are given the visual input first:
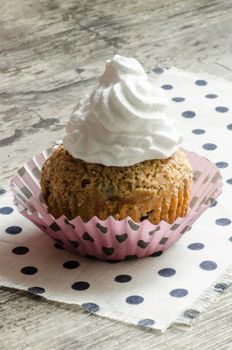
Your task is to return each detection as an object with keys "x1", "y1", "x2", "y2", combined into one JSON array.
[
  {"x1": 40, "y1": 146, "x2": 191, "y2": 225},
  {"x1": 11, "y1": 55, "x2": 222, "y2": 260},
  {"x1": 40, "y1": 55, "x2": 192, "y2": 225}
]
